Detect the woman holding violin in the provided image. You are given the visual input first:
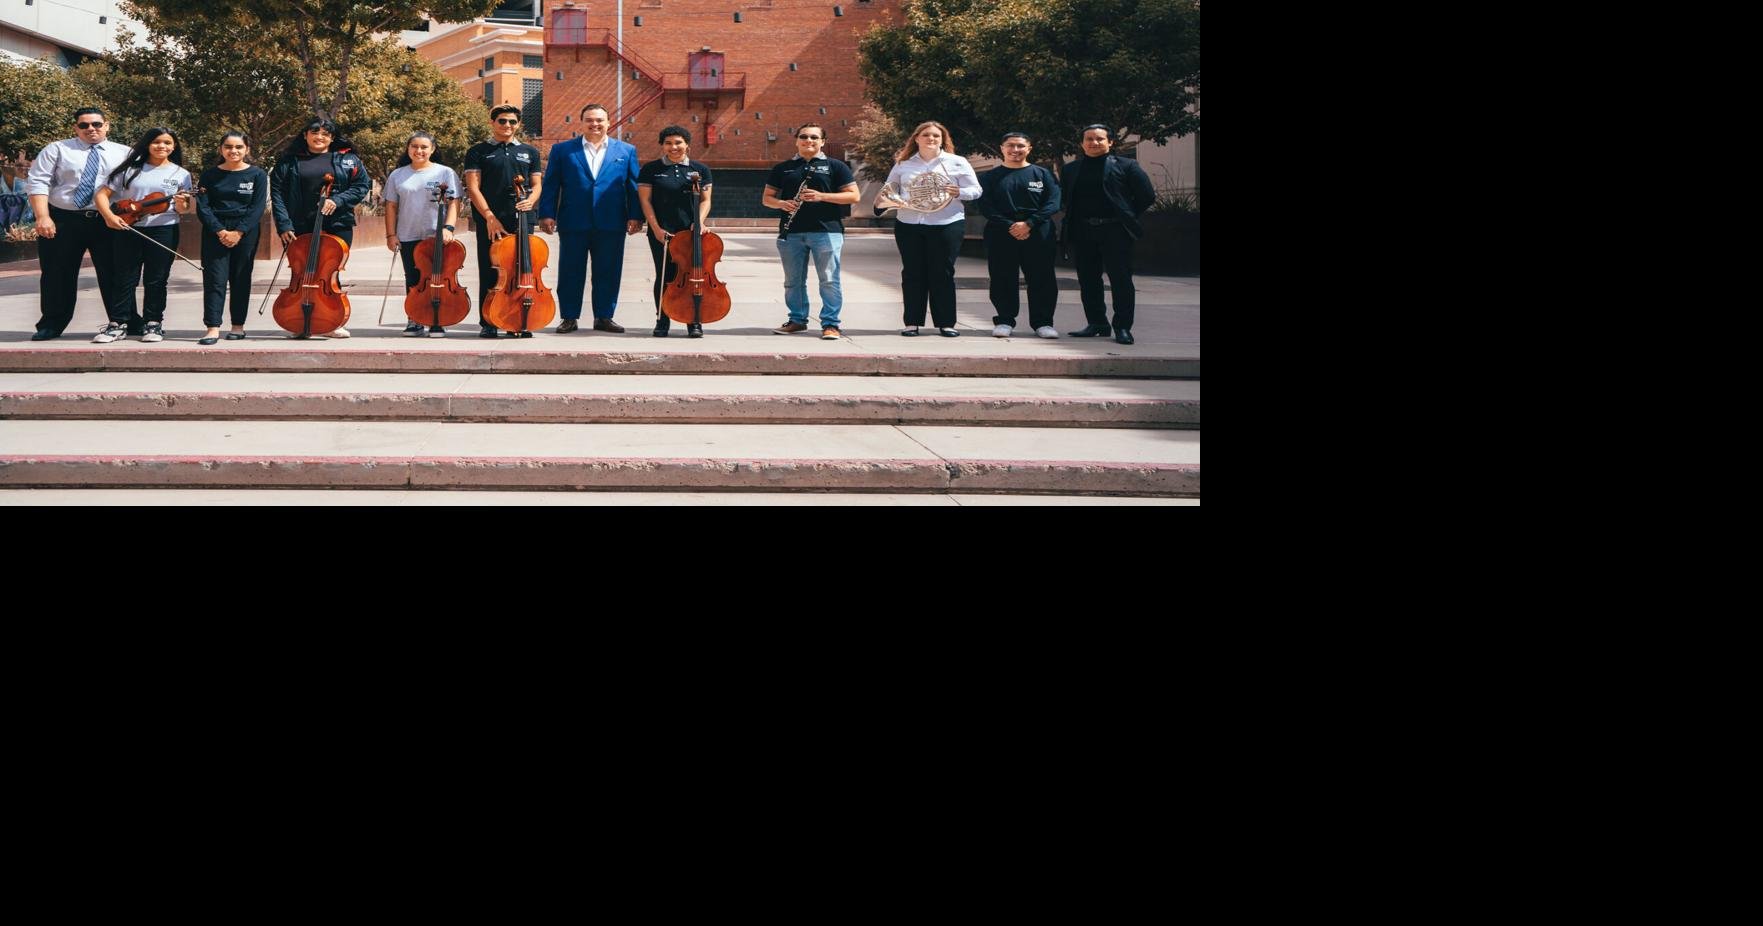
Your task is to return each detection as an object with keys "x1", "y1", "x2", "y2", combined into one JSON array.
[
  {"x1": 270, "y1": 118, "x2": 371, "y2": 338},
  {"x1": 383, "y1": 132, "x2": 463, "y2": 337},
  {"x1": 194, "y1": 131, "x2": 267, "y2": 344},
  {"x1": 636, "y1": 125, "x2": 714, "y2": 338},
  {"x1": 93, "y1": 127, "x2": 193, "y2": 344}
]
